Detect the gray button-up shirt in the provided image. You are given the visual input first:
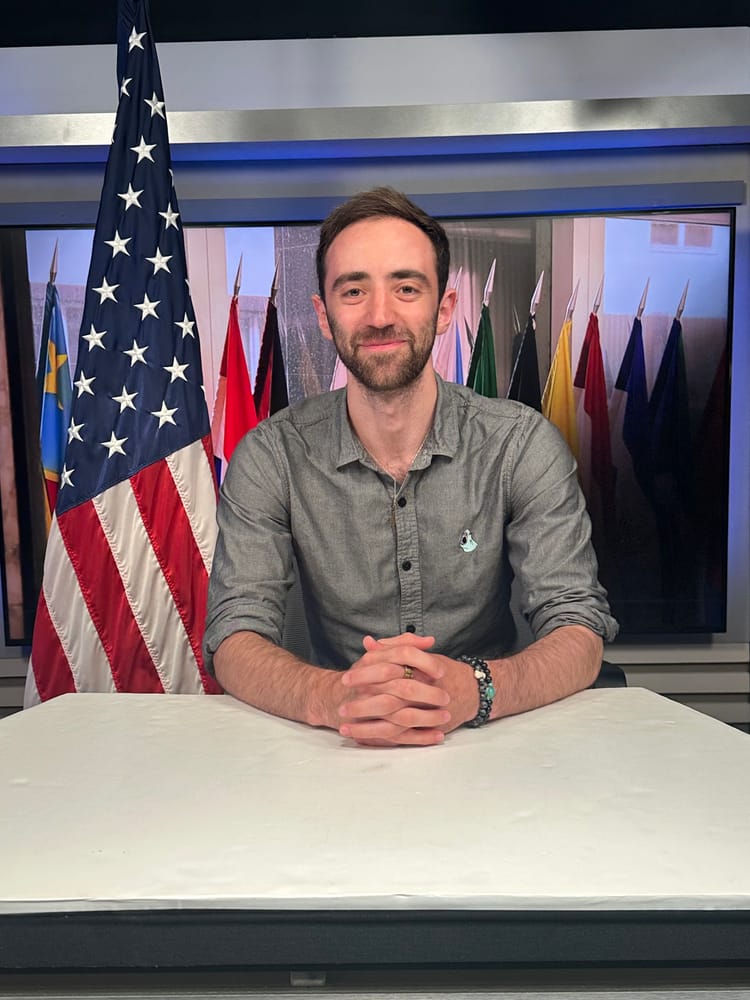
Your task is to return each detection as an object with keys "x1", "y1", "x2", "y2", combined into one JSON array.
[{"x1": 205, "y1": 377, "x2": 618, "y2": 671}]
